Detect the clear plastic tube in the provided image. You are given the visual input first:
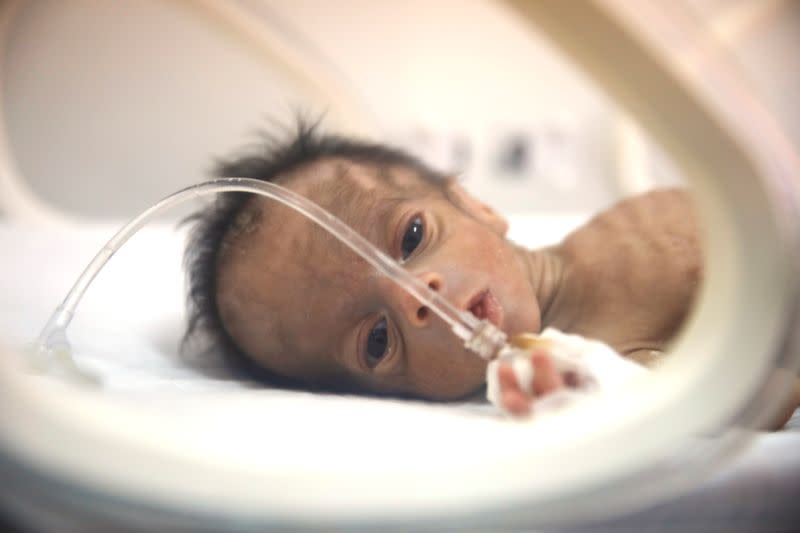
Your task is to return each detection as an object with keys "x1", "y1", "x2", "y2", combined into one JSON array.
[{"x1": 35, "y1": 178, "x2": 509, "y2": 377}]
